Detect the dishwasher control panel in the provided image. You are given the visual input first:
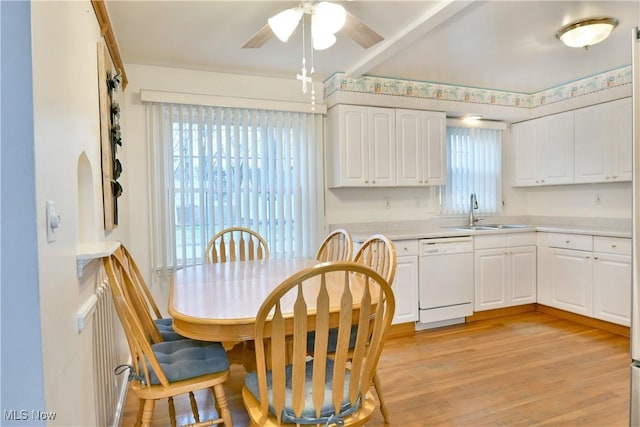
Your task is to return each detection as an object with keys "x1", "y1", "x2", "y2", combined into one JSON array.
[{"x1": 420, "y1": 237, "x2": 473, "y2": 255}]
